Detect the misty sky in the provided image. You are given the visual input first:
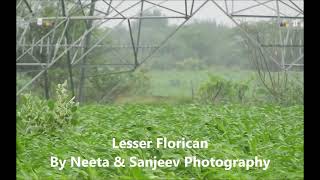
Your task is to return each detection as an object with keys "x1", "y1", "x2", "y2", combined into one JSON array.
[{"x1": 92, "y1": 0, "x2": 304, "y2": 28}]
